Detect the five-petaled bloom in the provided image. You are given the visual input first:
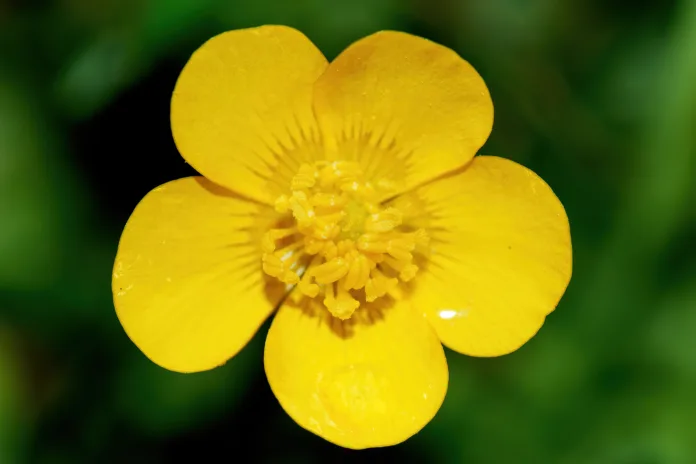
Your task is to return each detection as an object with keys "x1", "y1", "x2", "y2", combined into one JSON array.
[{"x1": 112, "y1": 25, "x2": 572, "y2": 449}]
